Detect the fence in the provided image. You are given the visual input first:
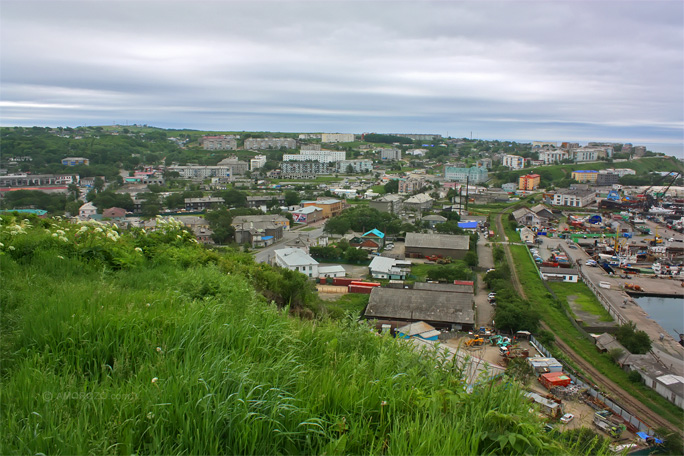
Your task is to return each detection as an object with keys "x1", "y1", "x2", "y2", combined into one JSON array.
[{"x1": 530, "y1": 335, "x2": 656, "y2": 436}]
